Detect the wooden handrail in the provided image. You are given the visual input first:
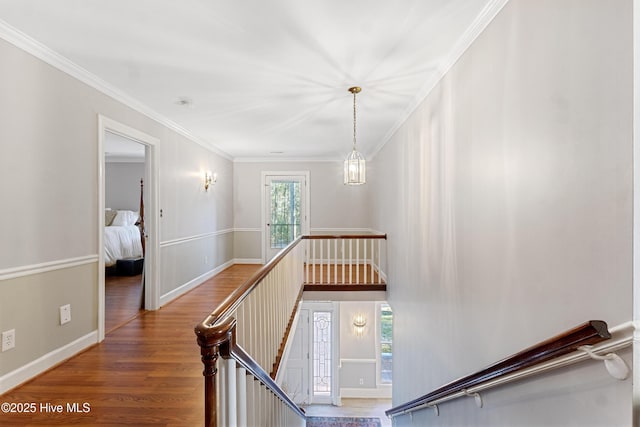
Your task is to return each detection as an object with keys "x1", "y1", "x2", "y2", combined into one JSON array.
[
  {"x1": 386, "y1": 320, "x2": 611, "y2": 418},
  {"x1": 197, "y1": 236, "x2": 303, "y2": 331},
  {"x1": 302, "y1": 234, "x2": 387, "y2": 240},
  {"x1": 194, "y1": 237, "x2": 305, "y2": 427}
]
